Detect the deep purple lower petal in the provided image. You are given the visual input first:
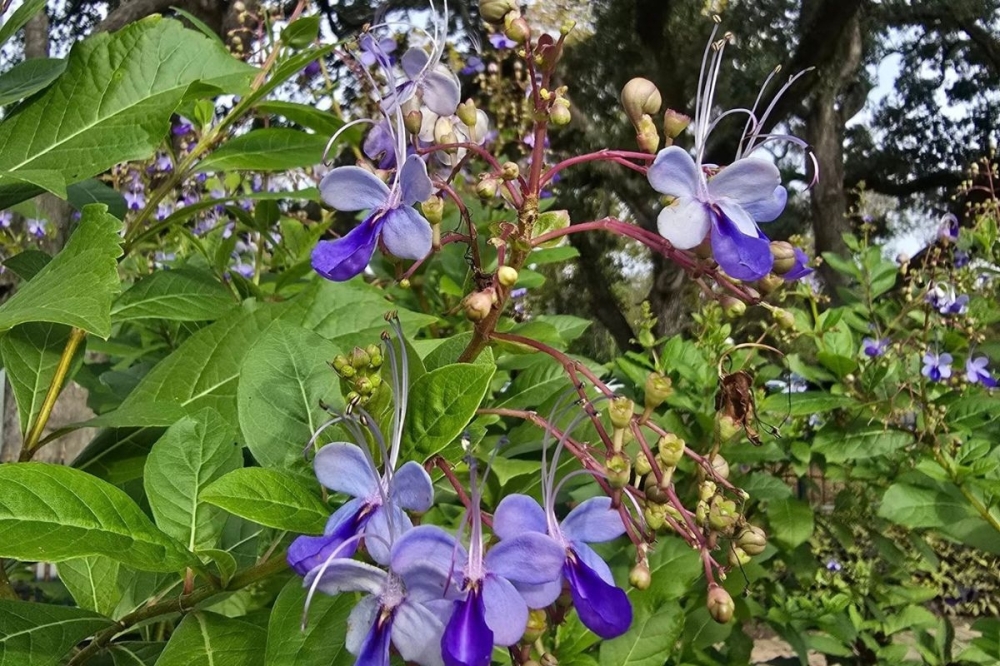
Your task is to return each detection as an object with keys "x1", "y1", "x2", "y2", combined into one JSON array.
[
  {"x1": 287, "y1": 501, "x2": 369, "y2": 575},
  {"x1": 311, "y1": 214, "x2": 383, "y2": 281},
  {"x1": 710, "y1": 208, "x2": 773, "y2": 281},
  {"x1": 356, "y1": 608, "x2": 394, "y2": 666},
  {"x1": 442, "y1": 588, "x2": 493, "y2": 666},
  {"x1": 564, "y1": 552, "x2": 632, "y2": 639},
  {"x1": 782, "y1": 247, "x2": 813, "y2": 281}
]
